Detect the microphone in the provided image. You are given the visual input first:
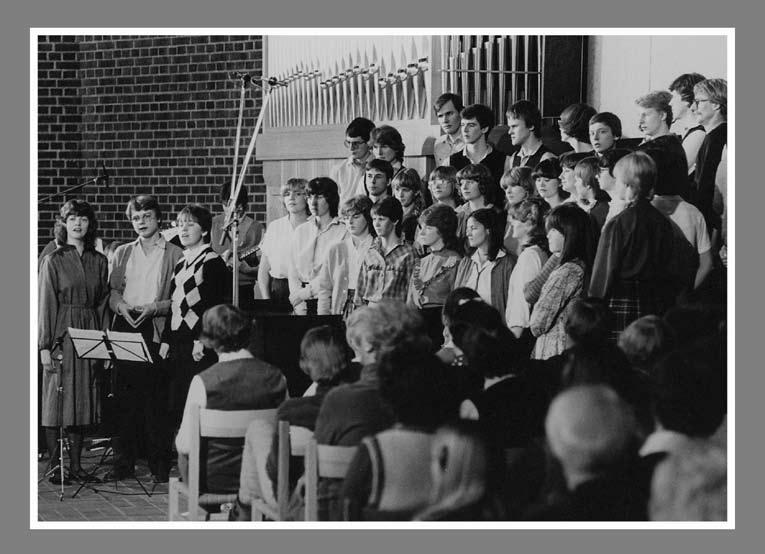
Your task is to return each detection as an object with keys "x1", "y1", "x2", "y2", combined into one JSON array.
[
  {"x1": 229, "y1": 73, "x2": 284, "y2": 88},
  {"x1": 98, "y1": 162, "x2": 109, "y2": 188}
]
